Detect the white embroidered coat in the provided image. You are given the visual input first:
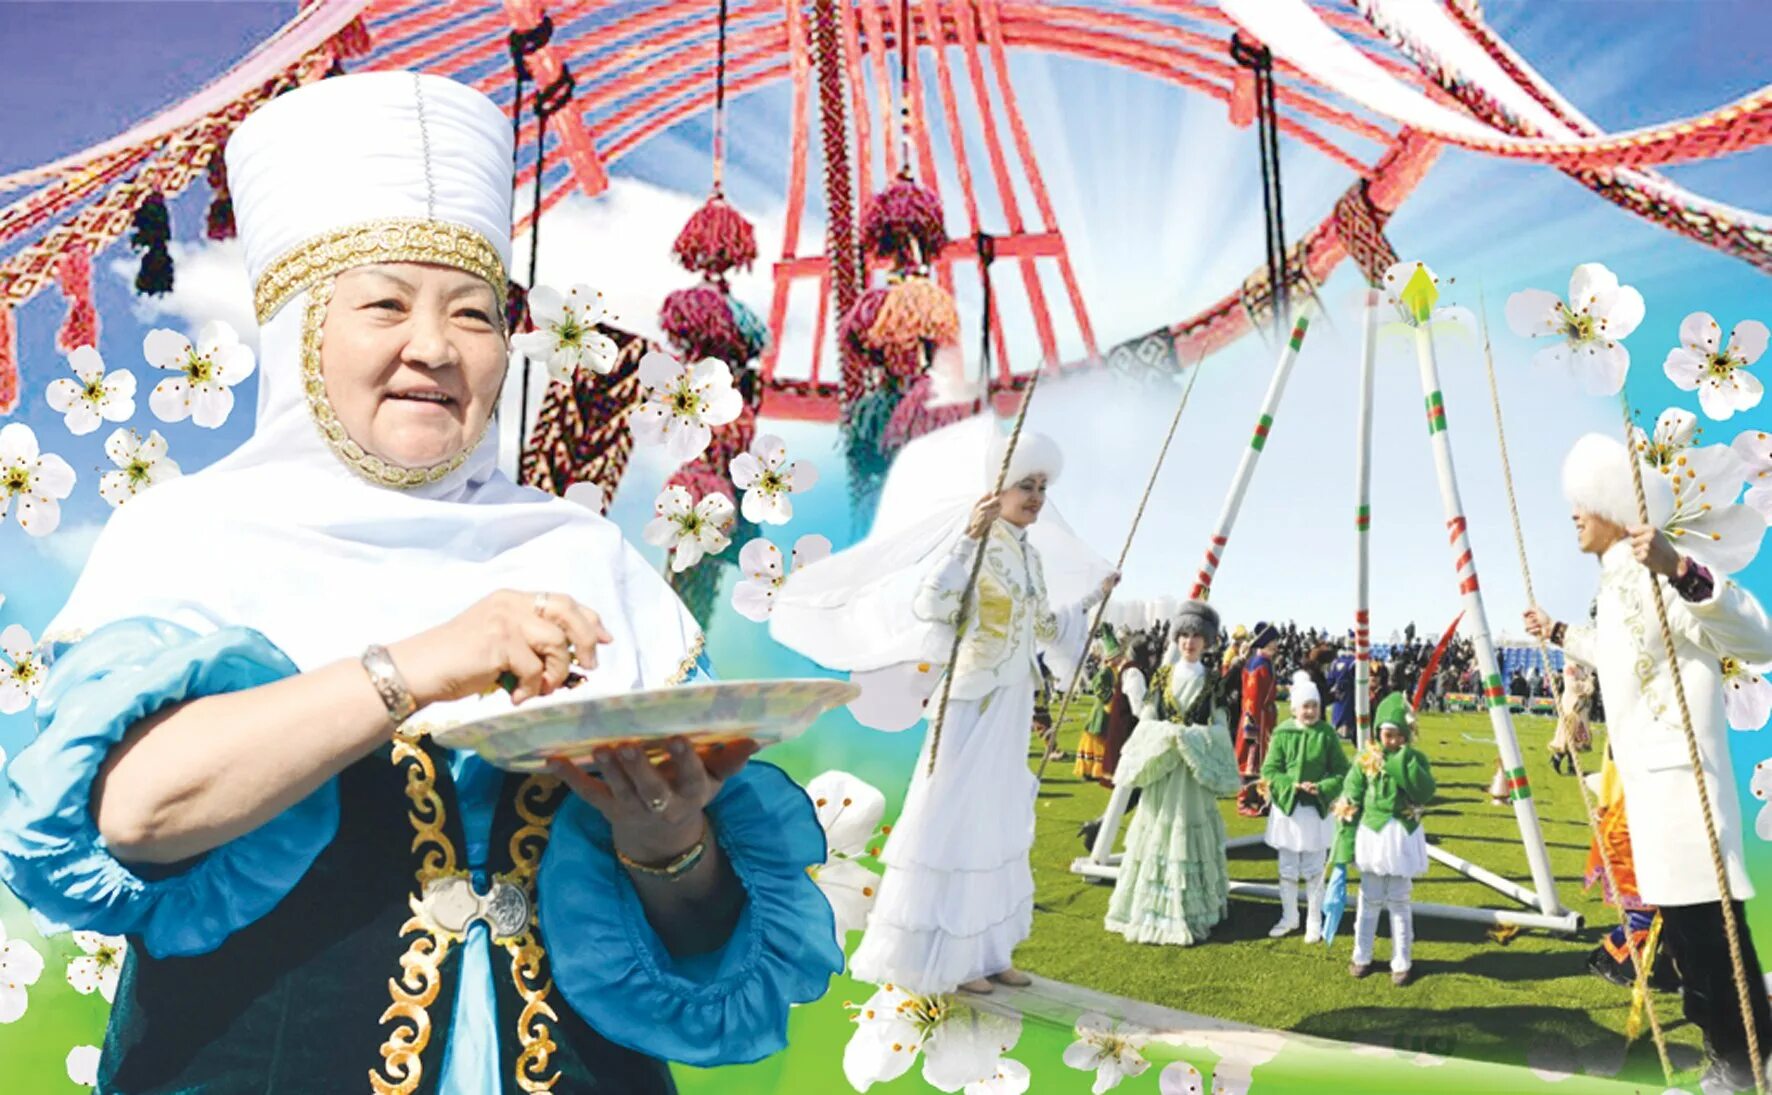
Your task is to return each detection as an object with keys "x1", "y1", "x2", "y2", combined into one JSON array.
[{"x1": 1560, "y1": 542, "x2": 1772, "y2": 905}]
